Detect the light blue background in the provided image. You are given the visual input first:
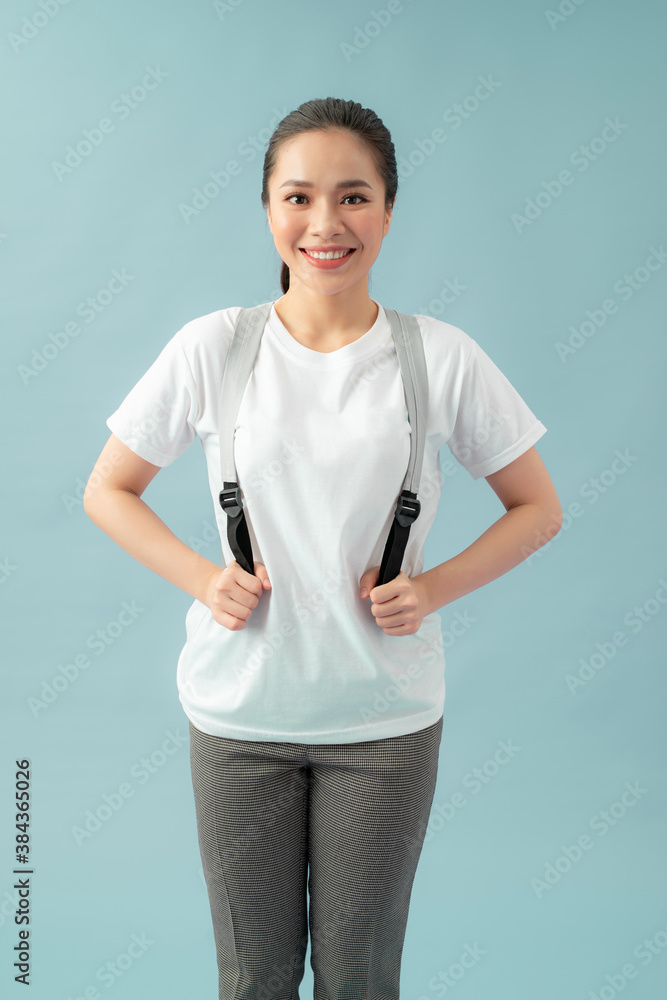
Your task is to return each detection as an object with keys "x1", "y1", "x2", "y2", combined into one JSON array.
[{"x1": 2, "y1": 1, "x2": 666, "y2": 998}]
